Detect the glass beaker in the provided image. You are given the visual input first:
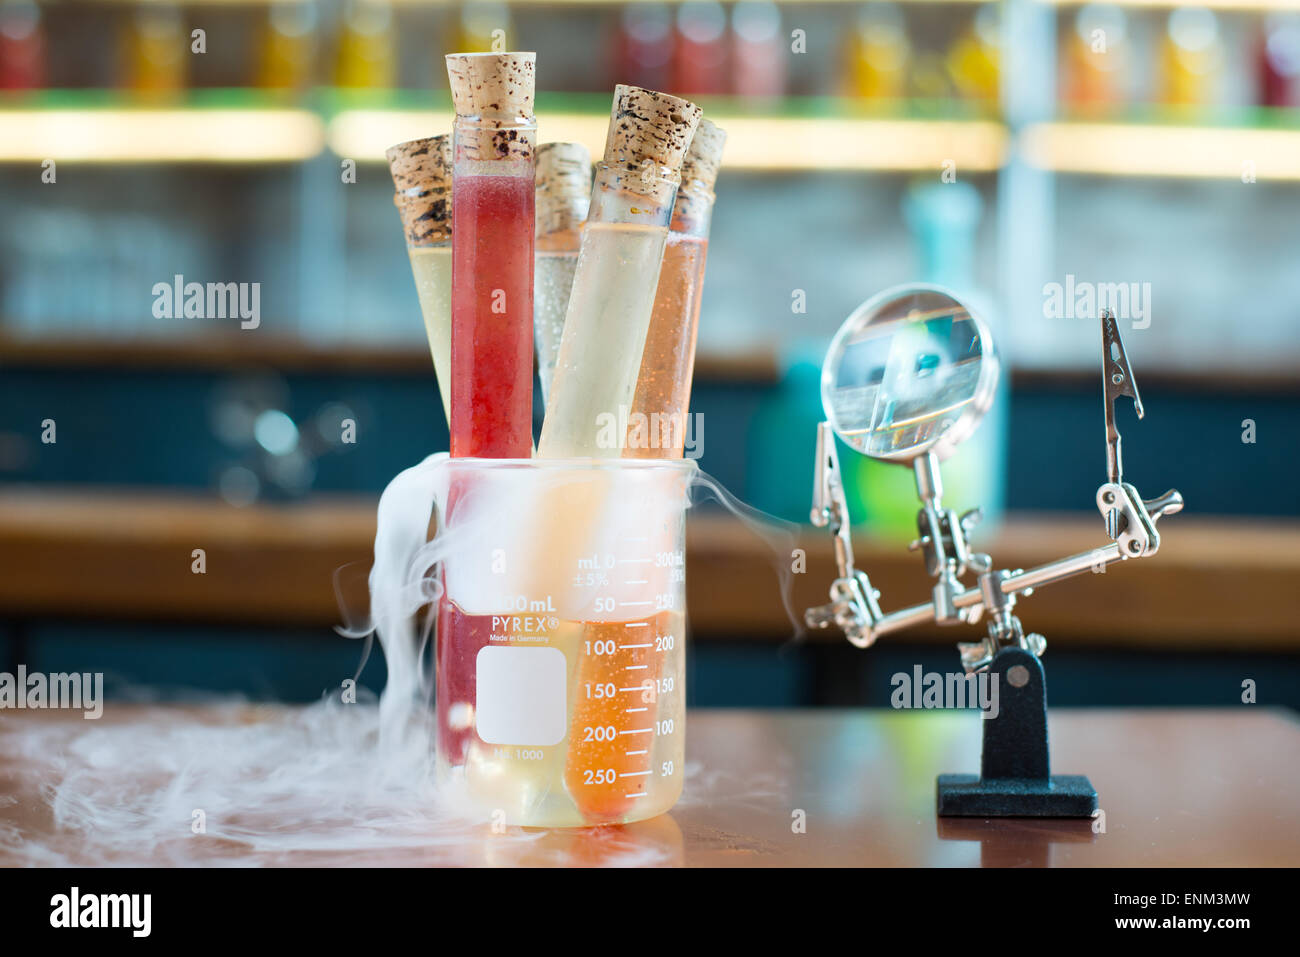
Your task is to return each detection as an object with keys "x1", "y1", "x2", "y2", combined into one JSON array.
[{"x1": 430, "y1": 457, "x2": 695, "y2": 827}]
